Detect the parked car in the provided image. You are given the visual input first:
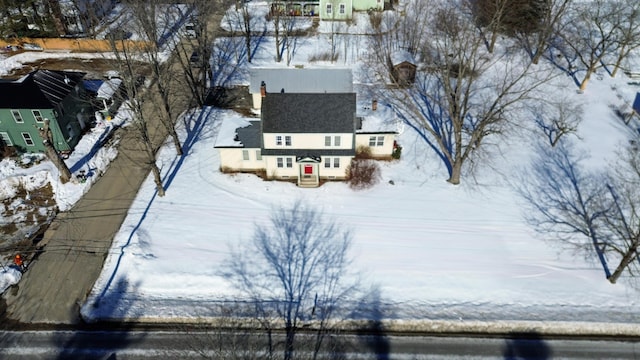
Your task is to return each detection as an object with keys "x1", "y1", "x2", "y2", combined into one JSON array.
[
  {"x1": 190, "y1": 51, "x2": 201, "y2": 67},
  {"x1": 184, "y1": 22, "x2": 200, "y2": 38},
  {"x1": 22, "y1": 42, "x2": 43, "y2": 51}
]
